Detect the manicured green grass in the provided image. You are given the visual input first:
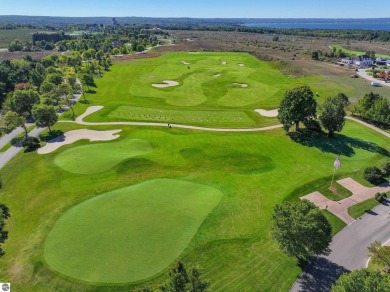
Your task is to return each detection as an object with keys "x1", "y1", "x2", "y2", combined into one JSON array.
[
  {"x1": 54, "y1": 138, "x2": 152, "y2": 174},
  {"x1": 1, "y1": 118, "x2": 389, "y2": 291},
  {"x1": 322, "y1": 210, "x2": 347, "y2": 236},
  {"x1": 44, "y1": 179, "x2": 223, "y2": 283},
  {"x1": 331, "y1": 45, "x2": 390, "y2": 59},
  {"x1": 63, "y1": 51, "x2": 367, "y2": 128},
  {"x1": 348, "y1": 198, "x2": 379, "y2": 219},
  {"x1": 108, "y1": 106, "x2": 275, "y2": 128}
]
